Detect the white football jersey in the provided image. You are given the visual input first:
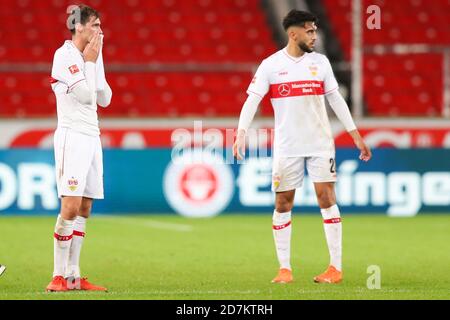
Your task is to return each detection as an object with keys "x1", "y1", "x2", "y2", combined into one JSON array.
[
  {"x1": 248, "y1": 48, "x2": 339, "y2": 158},
  {"x1": 51, "y1": 40, "x2": 99, "y2": 136}
]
